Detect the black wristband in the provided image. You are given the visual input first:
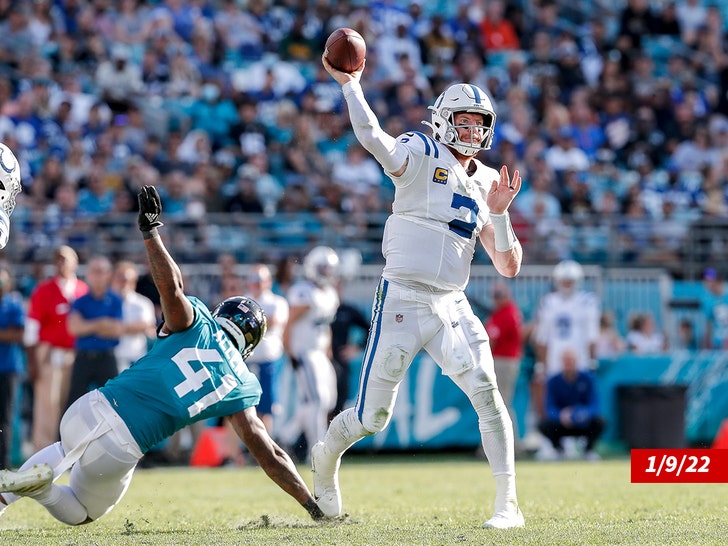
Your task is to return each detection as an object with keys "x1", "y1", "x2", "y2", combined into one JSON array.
[
  {"x1": 142, "y1": 228, "x2": 159, "y2": 240},
  {"x1": 304, "y1": 498, "x2": 325, "y2": 520}
]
